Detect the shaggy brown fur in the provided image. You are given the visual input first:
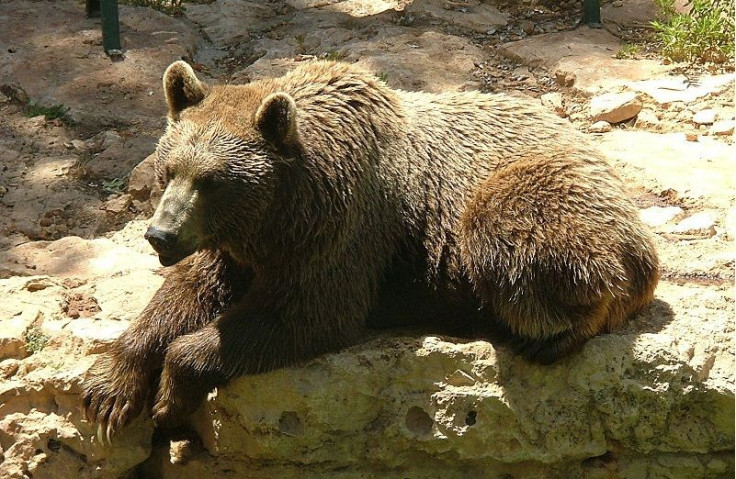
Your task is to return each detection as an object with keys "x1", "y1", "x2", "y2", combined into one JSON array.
[{"x1": 82, "y1": 61, "x2": 659, "y2": 437}]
